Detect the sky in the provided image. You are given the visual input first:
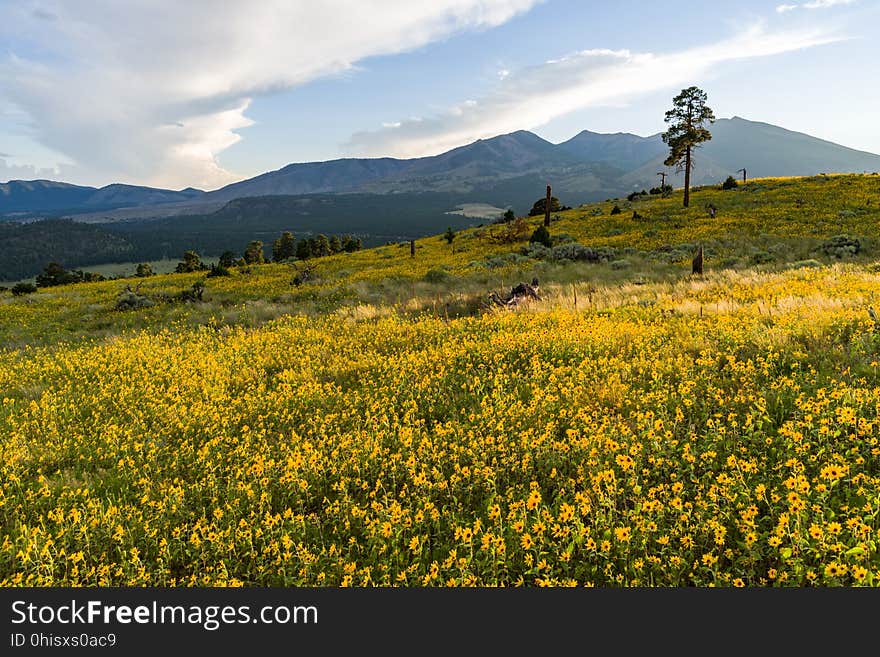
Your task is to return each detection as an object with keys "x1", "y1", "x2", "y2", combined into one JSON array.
[{"x1": 0, "y1": 0, "x2": 877, "y2": 191}]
